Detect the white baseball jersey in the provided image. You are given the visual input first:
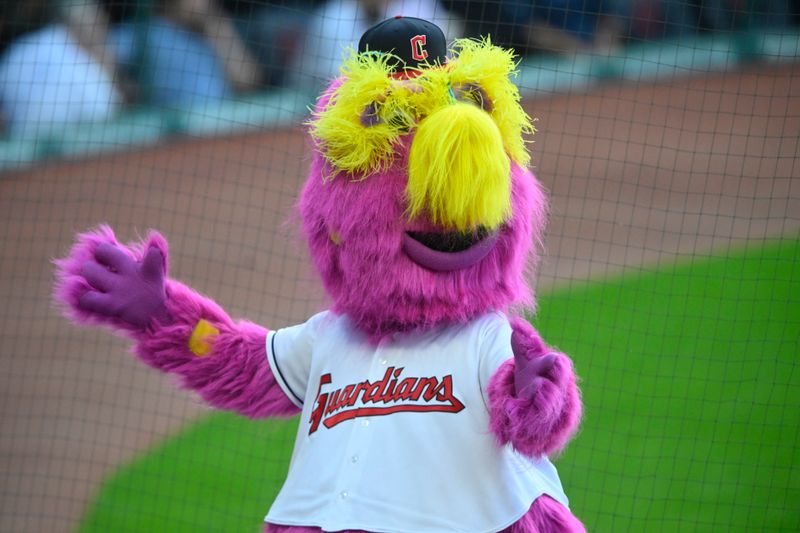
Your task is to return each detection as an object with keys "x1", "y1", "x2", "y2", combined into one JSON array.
[{"x1": 264, "y1": 310, "x2": 569, "y2": 533}]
